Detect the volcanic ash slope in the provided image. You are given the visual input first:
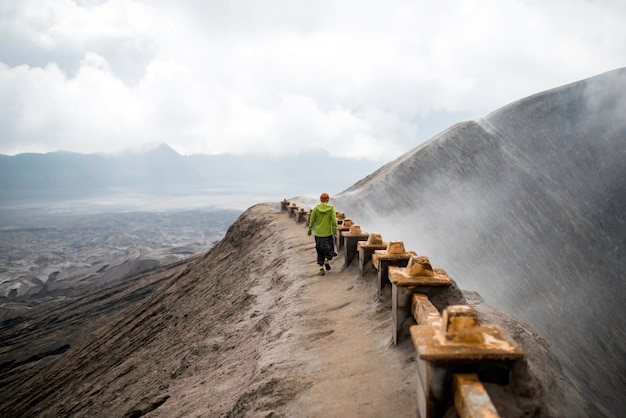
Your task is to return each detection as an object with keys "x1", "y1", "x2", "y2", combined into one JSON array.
[{"x1": 334, "y1": 67, "x2": 626, "y2": 416}]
